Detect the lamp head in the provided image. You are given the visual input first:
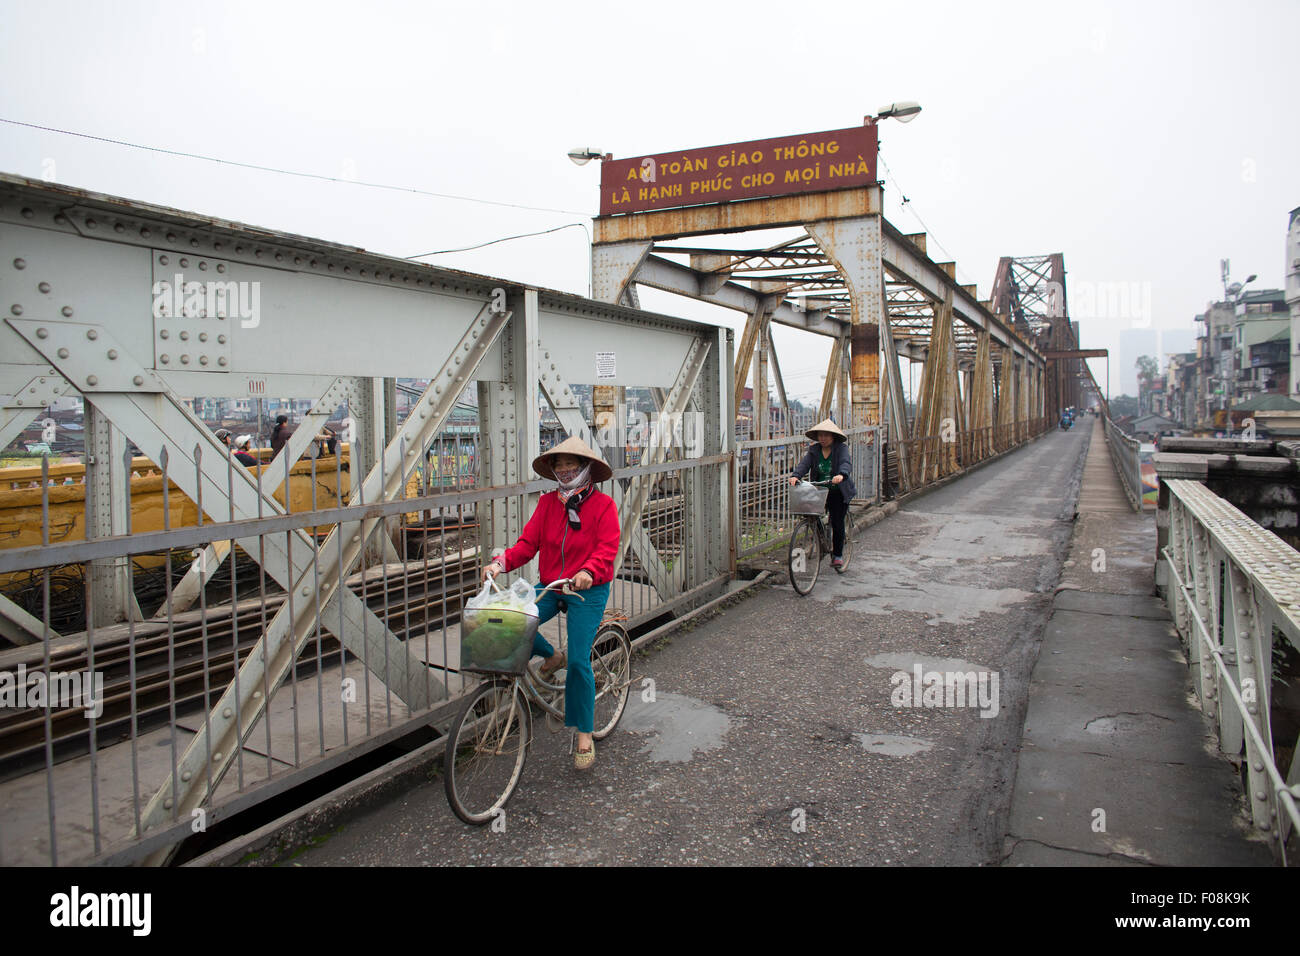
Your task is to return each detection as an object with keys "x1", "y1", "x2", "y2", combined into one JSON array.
[
  {"x1": 567, "y1": 147, "x2": 604, "y2": 167},
  {"x1": 876, "y1": 101, "x2": 922, "y2": 123}
]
